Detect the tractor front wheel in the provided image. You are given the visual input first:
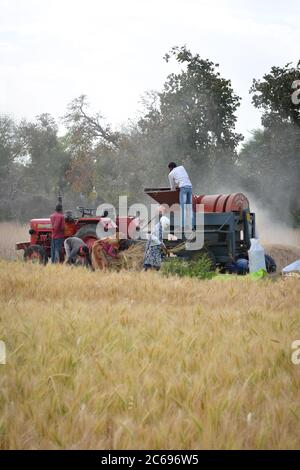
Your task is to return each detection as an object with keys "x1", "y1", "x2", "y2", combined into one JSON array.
[{"x1": 24, "y1": 245, "x2": 48, "y2": 265}]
